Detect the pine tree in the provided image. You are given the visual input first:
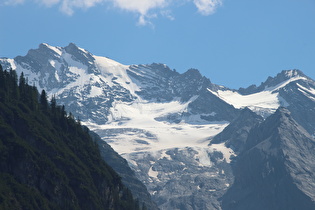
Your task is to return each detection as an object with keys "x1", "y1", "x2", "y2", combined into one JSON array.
[
  {"x1": 40, "y1": 89, "x2": 48, "y2": 112},
  {"x1": 0, "y1": 64, "x2": 5, "y2": 102},
  {"x1": 8, "y1": 69, "x2": 19, "y2": 101},
  {"x1": 50, "y1": 95, "x2": 57, "y2": 114},
  {"x1": 19, "y1": 72, "x2": 27, "y2": 102}
]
